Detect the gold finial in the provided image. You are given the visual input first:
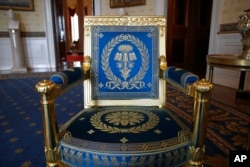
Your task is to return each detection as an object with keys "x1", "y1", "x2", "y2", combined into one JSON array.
[
  {"x1": 35, "y1": 80, "x2": 56, "y2": 94},
  {"x1": 83, "y1": 56, "x2": 91, "y2": 73},
  {"x1": 159, "y1": 55, "x2": 167, "y2": 71},
  {"x1": 193, "y1": 79, "x2": 213, "y2": 92}
]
